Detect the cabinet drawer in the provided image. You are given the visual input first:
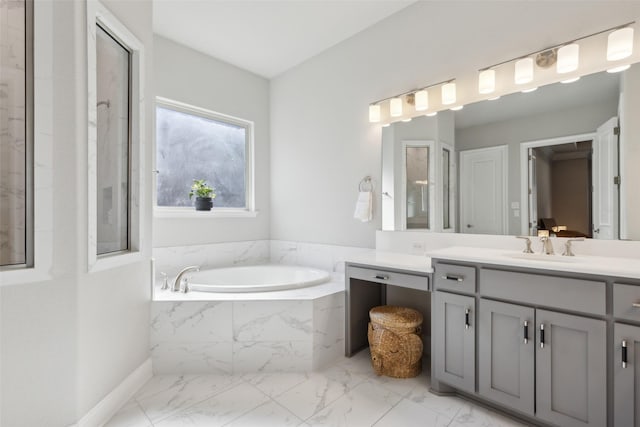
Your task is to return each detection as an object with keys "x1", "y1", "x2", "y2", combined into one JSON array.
[
  {"x1": 348, "y1": 265, "x2": 429, "y2": 291},
  {"x1": 434, "y1": 263, "x2": 476, "y2": 294},
  {"x1": 480, "y1": 269, "x2": 606, "y2": 315},
  {"x1": 613, "y1": 283, "x2": 640, "y2": 323}
]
